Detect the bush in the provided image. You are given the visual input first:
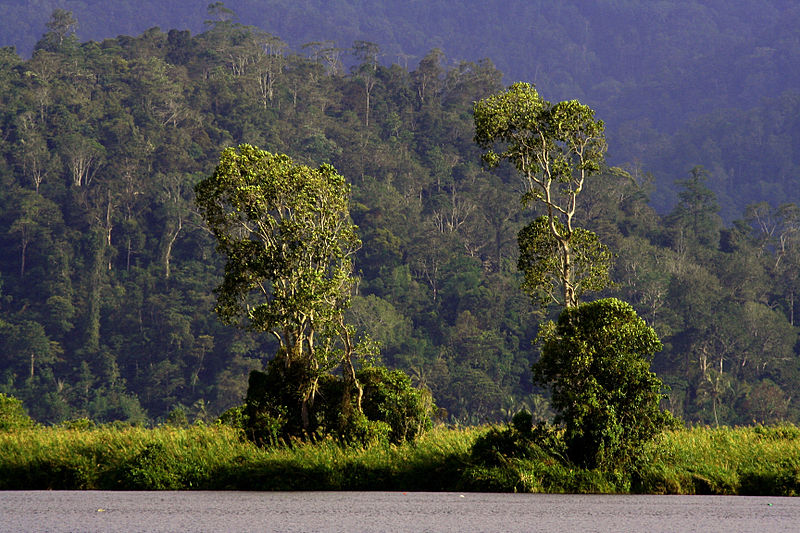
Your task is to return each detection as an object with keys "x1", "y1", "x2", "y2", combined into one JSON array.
[
  {"x1": 534, "y1": 298, "x2": 679, "y2": 469},
  {"x1": 336, "y1": 411, "x2": 391, "y2": 447},
  {"x1": 358, "y1": 365, "x2": 434, "y2": 444},
  {"x1": 242, "y1": 361, "x2": 433, "y2": 447},
  {"x1": 217, "y1": 405, "x2": 245, "y2": 430},
  {"x1": 165, "y1": 407, "x2": 189, "y2": 427},
  {"x1": 243, "y1": 361, "x2": 312, "y2": 445},
  {"x1": 470, "y1": 411, "x2": 565, "y2": 467},
  {"x1": 0, "y1": 393, "x2": 35, "y2": 430}
]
